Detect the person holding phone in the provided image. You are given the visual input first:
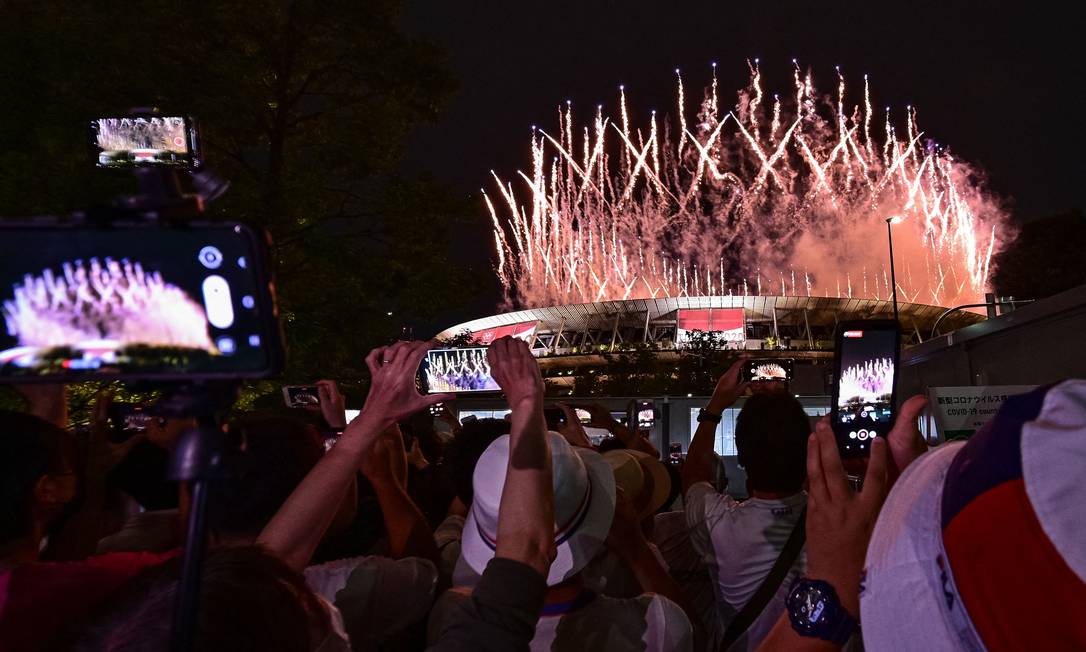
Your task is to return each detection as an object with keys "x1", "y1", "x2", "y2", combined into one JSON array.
[{"x1": 680, "y1": 359, "x2": 814, "y2": 651}]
